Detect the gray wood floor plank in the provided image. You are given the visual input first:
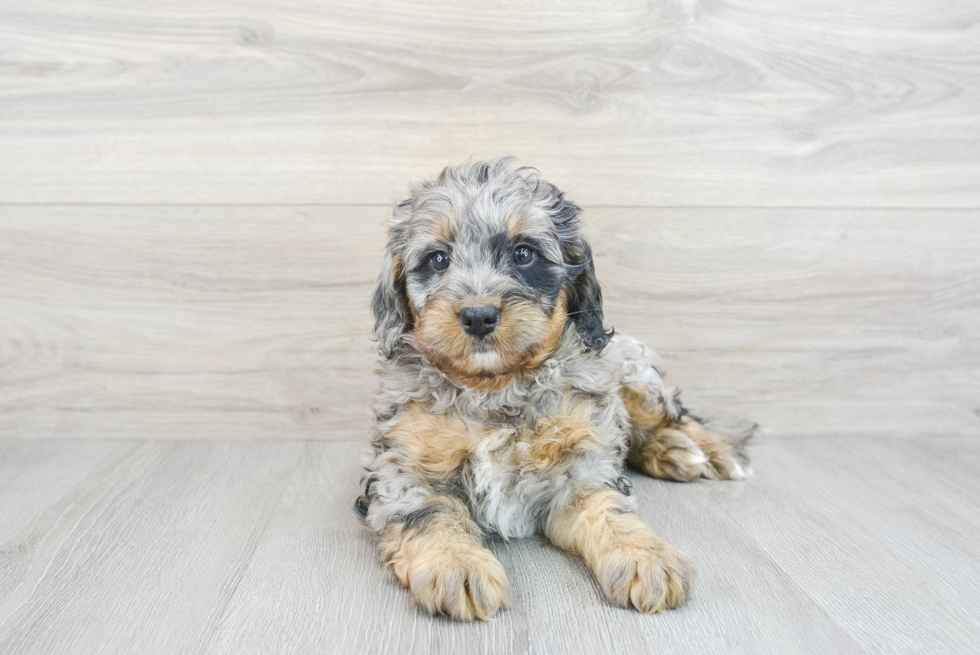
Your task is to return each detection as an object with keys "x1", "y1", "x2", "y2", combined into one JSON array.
[
  {"x1": 1, "y1": 1, "x2": 978, "y2": 206},
  {"x1": 2, "y1": 437, "x2": 978, "y2": 654},
  {"x1": 0, "y1": 440, "x2": 304, "y2": 655},
  {"x1": 2, "y1": 206, "x2": 977, "y2": 440},
  {"x1": 706, "y1": 437, "x2": 980, "y2": 653},
  {"x1": 0, "y1": 440, "x2": 140, "y2": 606}
]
